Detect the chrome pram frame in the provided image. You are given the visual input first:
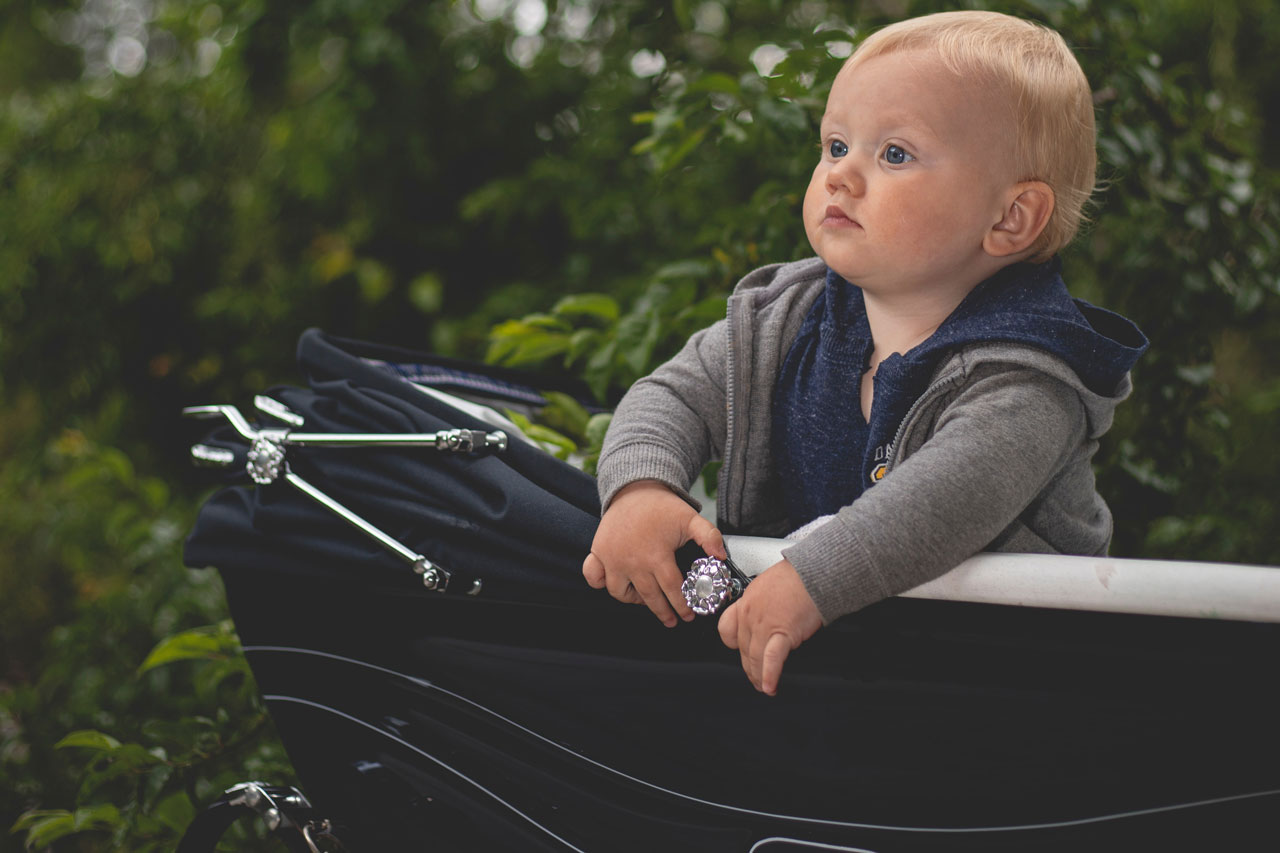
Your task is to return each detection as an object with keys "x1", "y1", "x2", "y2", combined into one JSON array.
[
  {"x1": 178, "y1": 328, "x2": 1280, "y2": 852},
  {"x1": 185, "y1": 395, "x2": 509, "y2": 594}
]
